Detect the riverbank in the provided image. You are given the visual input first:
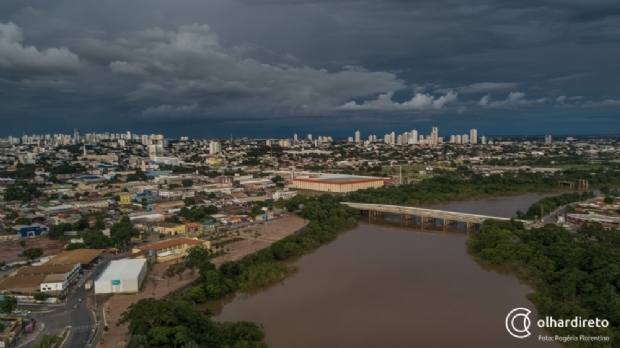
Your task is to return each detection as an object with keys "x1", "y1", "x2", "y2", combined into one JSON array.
[{"x1": 102, "y1": 214, "x2": 307, "y2": 348}]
